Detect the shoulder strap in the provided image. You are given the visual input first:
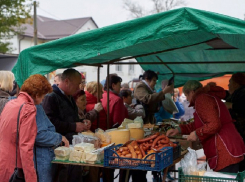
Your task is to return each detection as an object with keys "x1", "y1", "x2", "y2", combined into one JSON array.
[
  {"x1": 15, "y1": 103, "x2": 25, "y2": 168},
  {"x1": 15, "y1": 103, "x2": 39, "y2": 181}
]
